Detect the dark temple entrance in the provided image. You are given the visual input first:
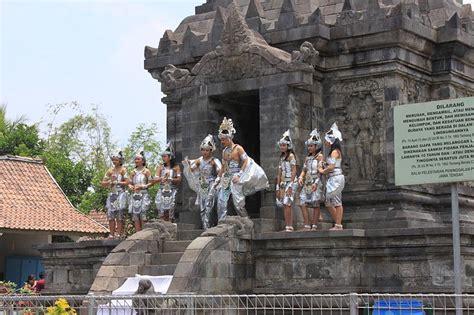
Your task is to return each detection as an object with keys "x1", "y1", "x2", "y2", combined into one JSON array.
[{"x1": 209, "y1": 90, "x2": 261, "y2": 218}]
